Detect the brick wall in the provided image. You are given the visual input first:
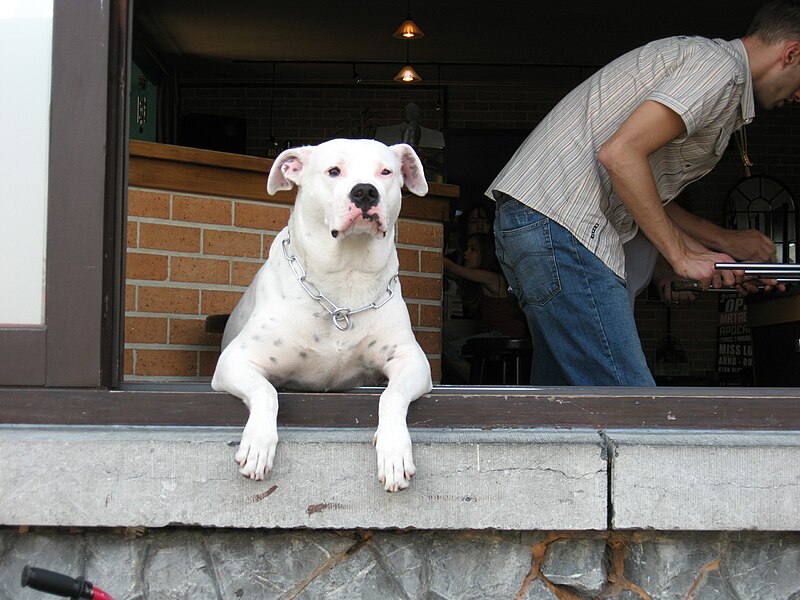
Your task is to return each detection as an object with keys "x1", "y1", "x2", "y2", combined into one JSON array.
[
  {"x1": 180, "y1": 82, "x2": 576, "y2": 156},
  {"x1": 125, "y1": 188, "x2": 443, "y2": 382}
]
